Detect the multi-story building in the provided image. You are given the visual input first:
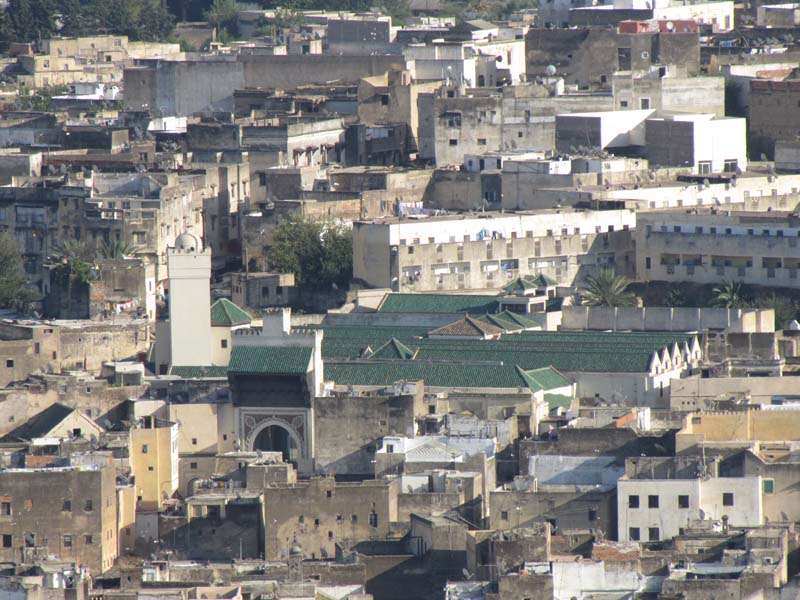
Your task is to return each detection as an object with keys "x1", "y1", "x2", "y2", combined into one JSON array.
[
  {"x1": 0, "y1": 173, "x2": 207, "y2": 294},
  {"x1": 18, "y1": 36, "x2": 181, "y2": 89},
  {"x1": 89, "y1": 172, "x2": 206, "y2": 285},
  {"x1": 357, "y1": 69, "x2": 442, "y2": 157},
  {"x1": 611, "y1": 67, "x2": 725, "y2": 116},
  {"x1": 129, "y1": 415, "x2": 179, "y2": 512},
  {"x1": 262, "y1": 477, "x2": 398, "y2": 560},
  {"x1": 0, "y1": 461, "x2": 118, "y2": 573},
  {"x1": 635, "y1": 209, "x2": 800, "y2": 289},
  {"x1": 618, "y1": 457, "x2": 763, "y2": 543},
  {"x1": 405, "y1": 37, "x2": 526, "y2": 88},
  {"x1": 352, "y1": 209, "x2": 636, "y2": 292},
  {"x1": 525, "y1": 27, "x2": 700, "y2": 90},
  {"x1": 749, "y1": 79, "x2": 800, "y2": 160},
  {"x1": 420, "y1": 83, "x2": 615, "y2": 166},
  {"x1": 555, "y1": 110, "x2": 747, "y2": 176}
]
